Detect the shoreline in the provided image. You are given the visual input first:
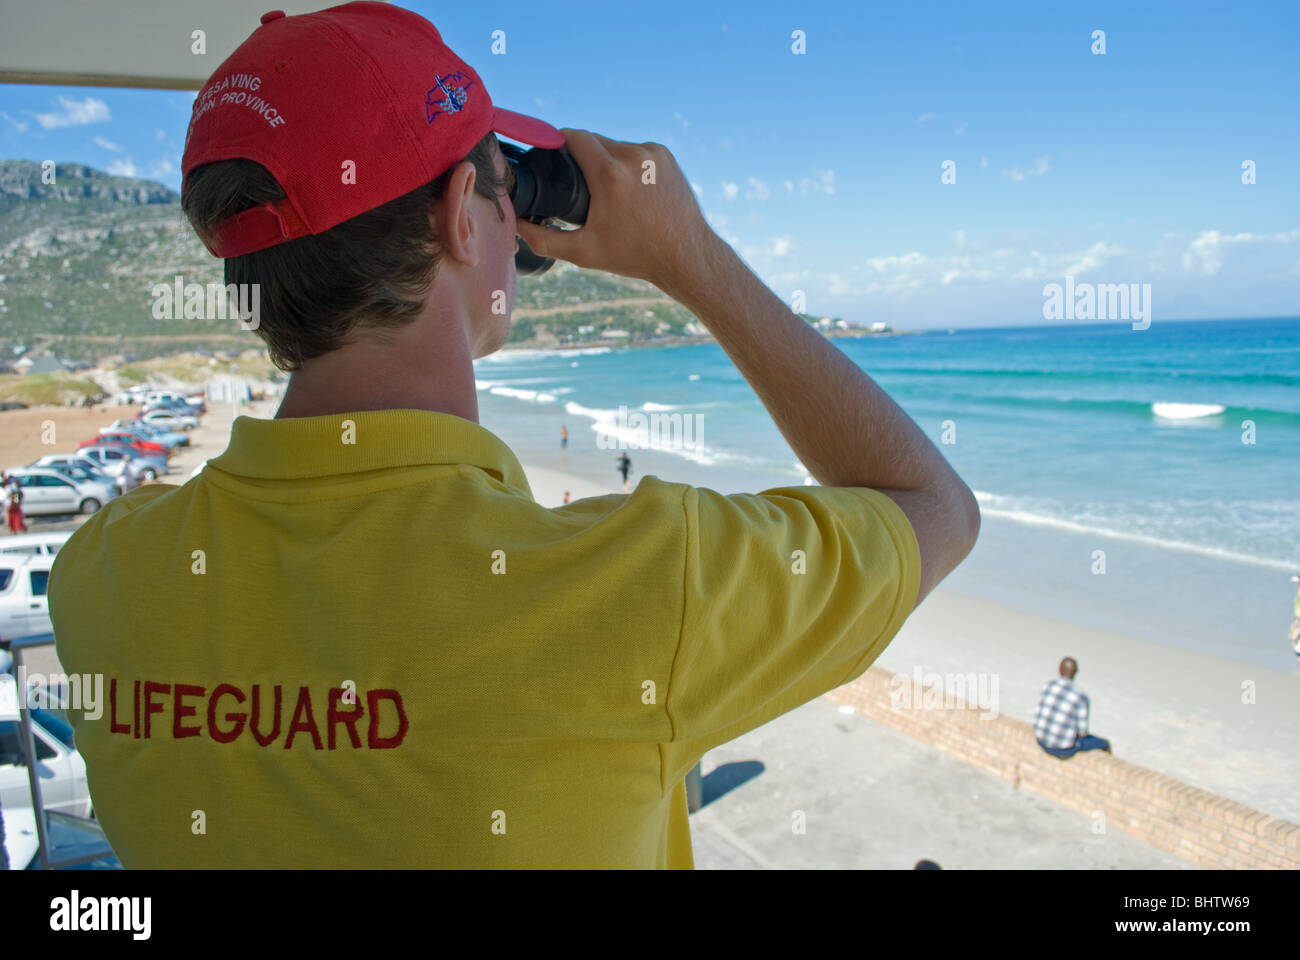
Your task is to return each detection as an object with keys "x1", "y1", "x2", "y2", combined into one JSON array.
[
  {"x1": 498, "y1": 328, "x2": 911, "y2": 354},
  {"x1": 516, "y1": 456, "x2": 1300, "y2": 826}
]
